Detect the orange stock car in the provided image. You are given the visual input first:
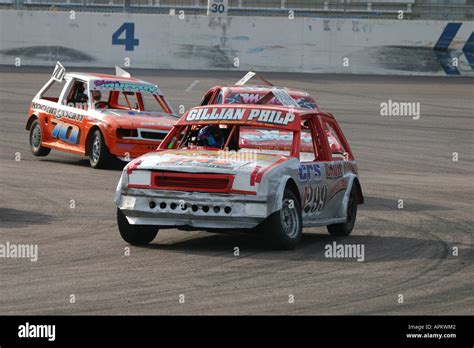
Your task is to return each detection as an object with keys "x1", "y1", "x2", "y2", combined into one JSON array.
[{"x1": 26, "y1": 63, "x2": 178, "y2": 168}]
